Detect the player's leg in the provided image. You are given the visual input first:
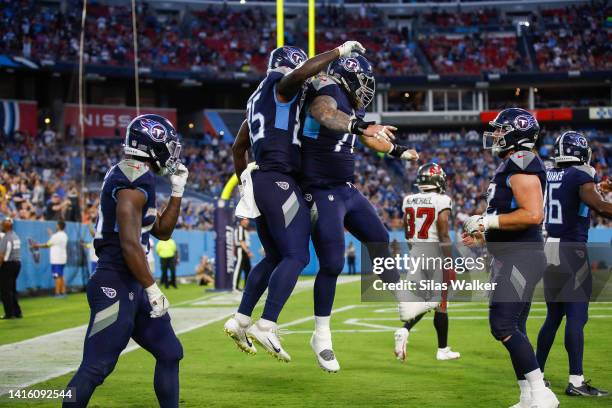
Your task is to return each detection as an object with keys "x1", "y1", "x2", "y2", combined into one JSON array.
[
  {"x1": 64, "y1": 270, "x2": 137, "y2": 407},
  {"x1": 132, "y1": 289, "x2": 183, "y2": 408},
  {"x1": 434, "y1": 304, "x2": 460, "y2": 360},
  {"x1": 245, "y1": 171, "x2": 310, "y2": 361},
  {"x1": 536, "y1": 264, "x2": 566, "y2": 375},
  {"x1": 394, "y1": 313, "x2": 425, "y2": 361},
  {"x1": 489, "y1": 252, "x2": 557, "y2": 408},
  {"x1": 225, "y1": 216, "x2": 280, "y2": 355},
  {"x1": 309, "y1": 186, "x2": 347, "y2": 372}
]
